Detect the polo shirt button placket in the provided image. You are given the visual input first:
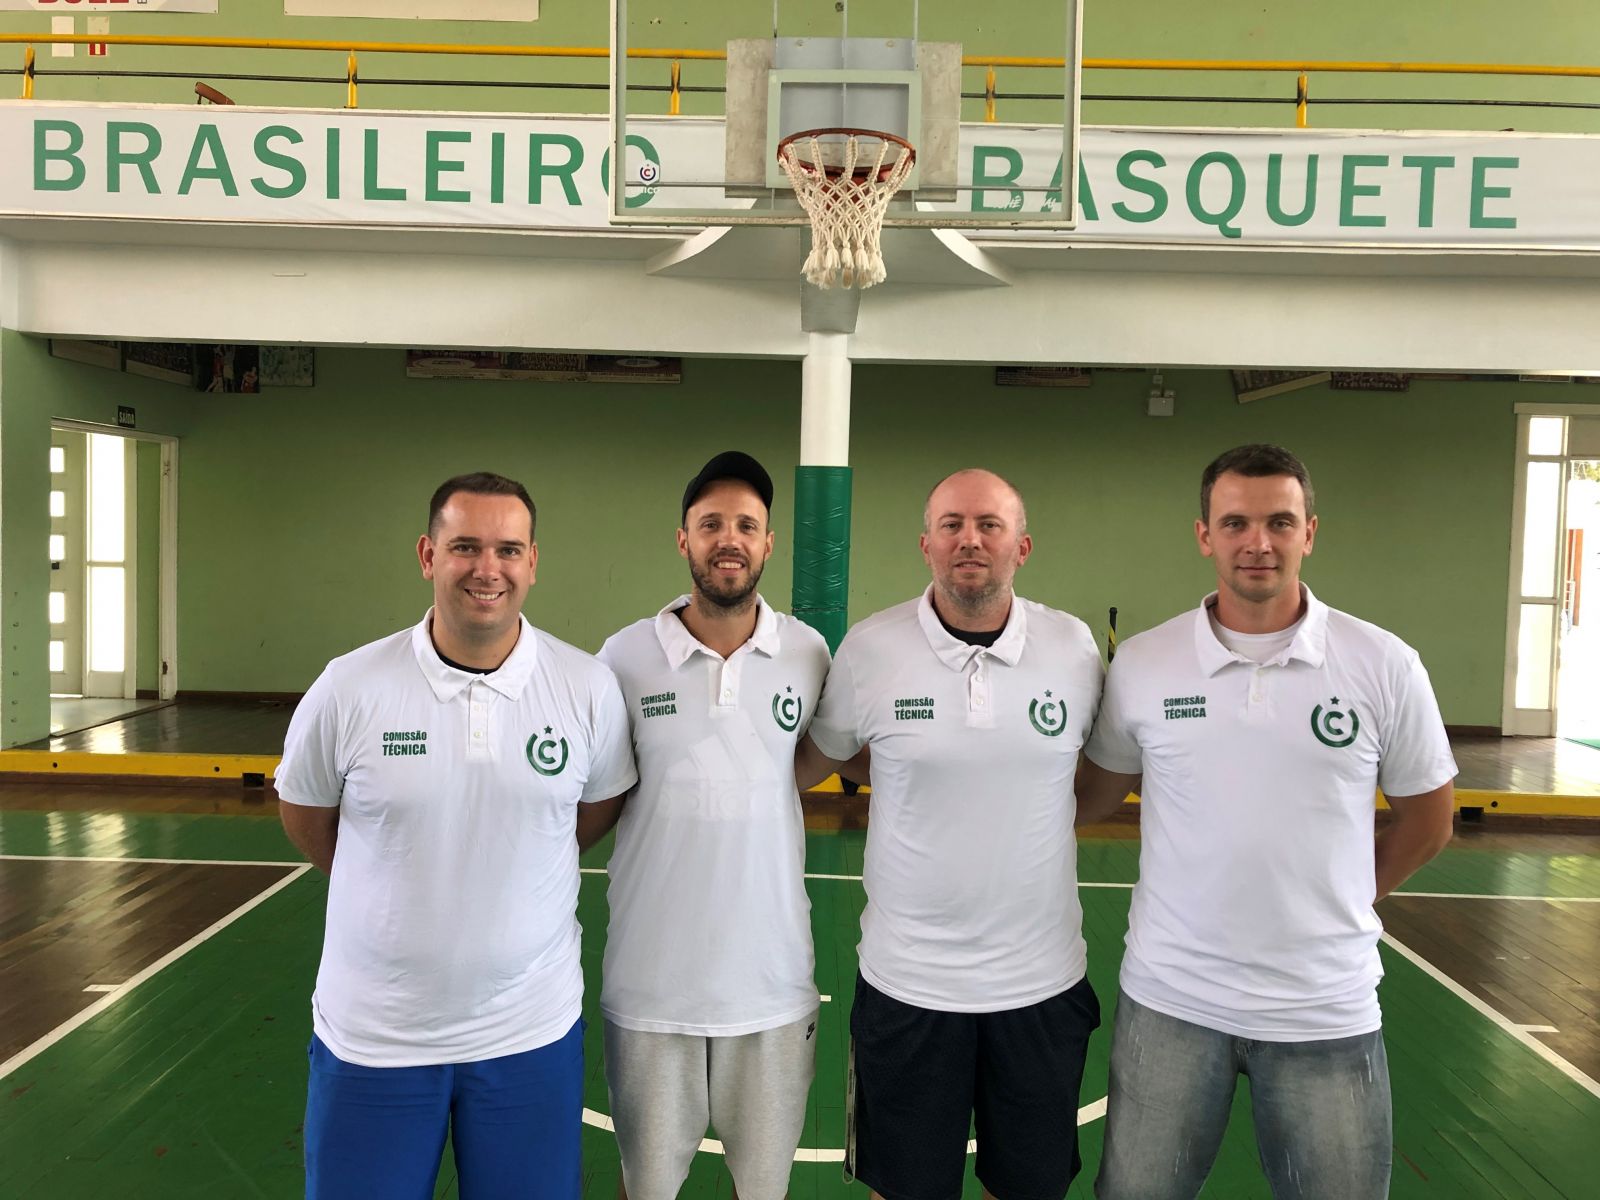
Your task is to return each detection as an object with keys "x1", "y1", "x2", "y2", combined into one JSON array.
[
  {"x1": 468, "y1": 682, "x2": 490, "y2": 759},
  {"x1": 968, "y1": 657, "x2": 992, "y2": 727}
]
